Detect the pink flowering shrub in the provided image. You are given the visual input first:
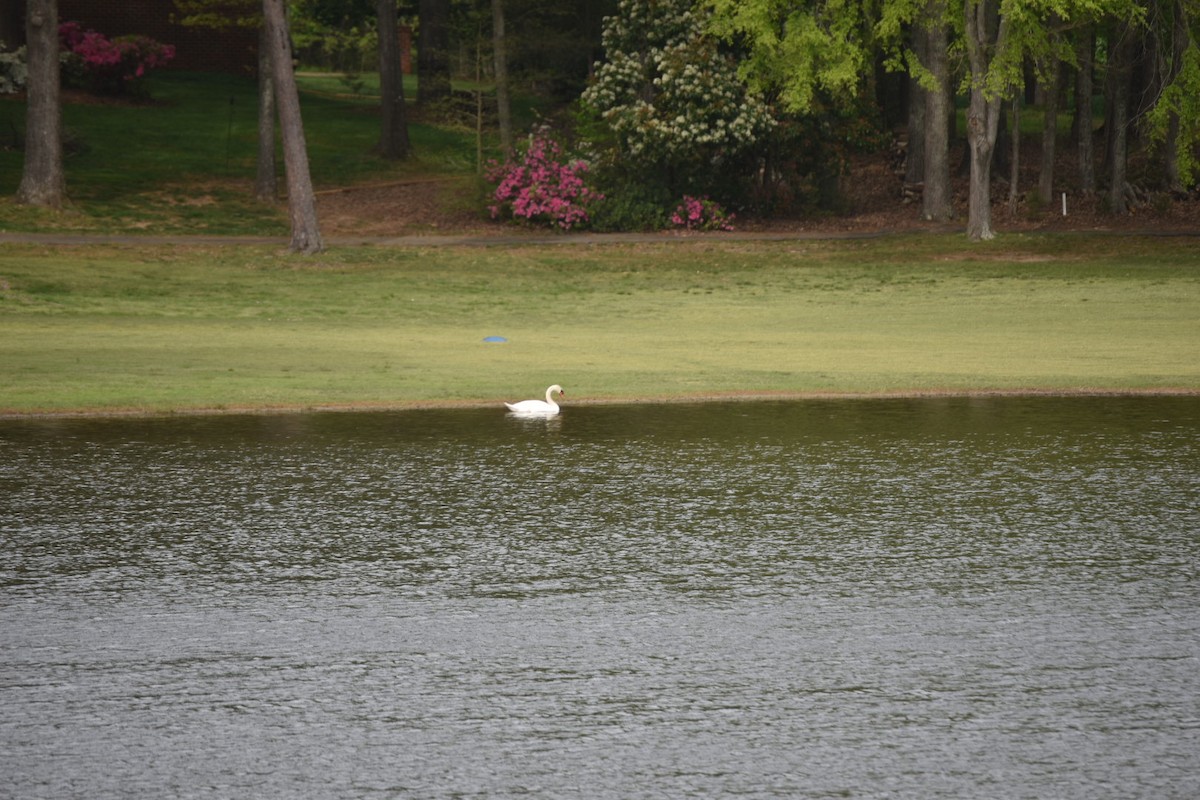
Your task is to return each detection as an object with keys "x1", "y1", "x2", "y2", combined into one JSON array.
[
  {"x1": 670, "y1": 195, "x2": 735, "y2": 231},
  {"x1": 486, "y1": 130, "x2": 604, "y2": 230},
  {"x1": 59, "y1": 21, "x2": 175, "y2": 94}
]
